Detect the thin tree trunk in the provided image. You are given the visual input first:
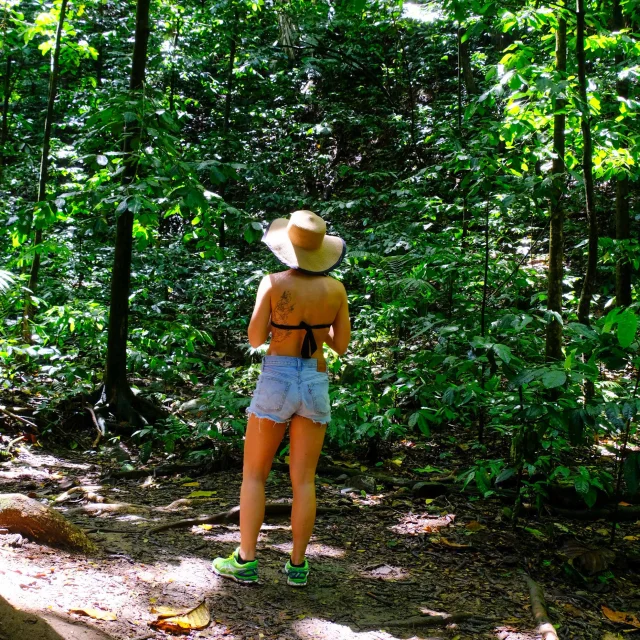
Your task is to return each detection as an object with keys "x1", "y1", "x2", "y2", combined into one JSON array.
[
  {"x1": 223, "y1": 14, "x2": 237, "y2": 135},
  {"x1": 545, "y1": 12, "x2": 566, "y2": 362},
  {"x1": 614, "y1": 0, "x2": 631, "y2": 307},
  {"x1": 459, "y1": 31, "x2": 476, "y2": 96},
  {"x1": 576, "y1": 0, "x2": 598, "y2": 326},
  {"x1": 22, "y1": 0, "x2": 69, "y2": 341},
  {"x1": 277, "y1": 0, "x2": 296, "y2": 63},
  {"x1": 456, "y1": 23, "x2": 462, "y2": 132},
  {"x1": 104, "y1": 0, "x2": 151, "y2": 418},
  {"x1": 169, "y1": 16, "x2": 181, "y2": 112},
  {"x1": 0, "y1": 55, "x2": 12, "y2": 170}
]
